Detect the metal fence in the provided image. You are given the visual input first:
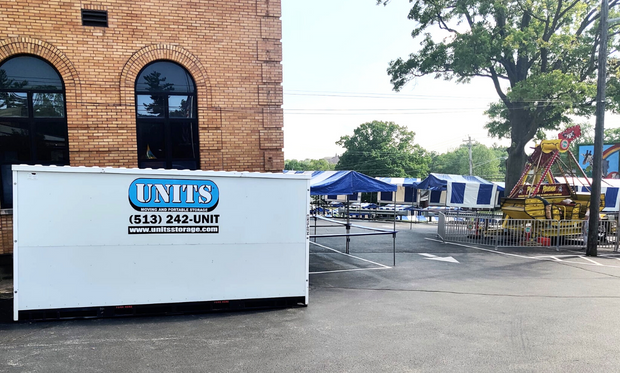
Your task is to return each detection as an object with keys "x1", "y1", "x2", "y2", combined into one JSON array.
[
  {"x1": 309, "y1": 215, "x2": 398, "y2": 265},
  {"x1": 312, "y1": 206, "x2": 441, "y2": 224},
  {"x1": 437, "y1": 212, "x2": 619, "y2": 251}
]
